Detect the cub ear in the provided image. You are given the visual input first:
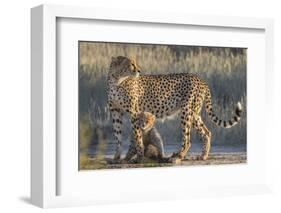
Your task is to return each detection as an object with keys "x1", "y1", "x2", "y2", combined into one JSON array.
[
  {"x1": 144, "y1": 112, "x2": 155, "y2": 125},
  {"x1": 149, "y1": 114, "x2": 156, "y2": 124}
]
